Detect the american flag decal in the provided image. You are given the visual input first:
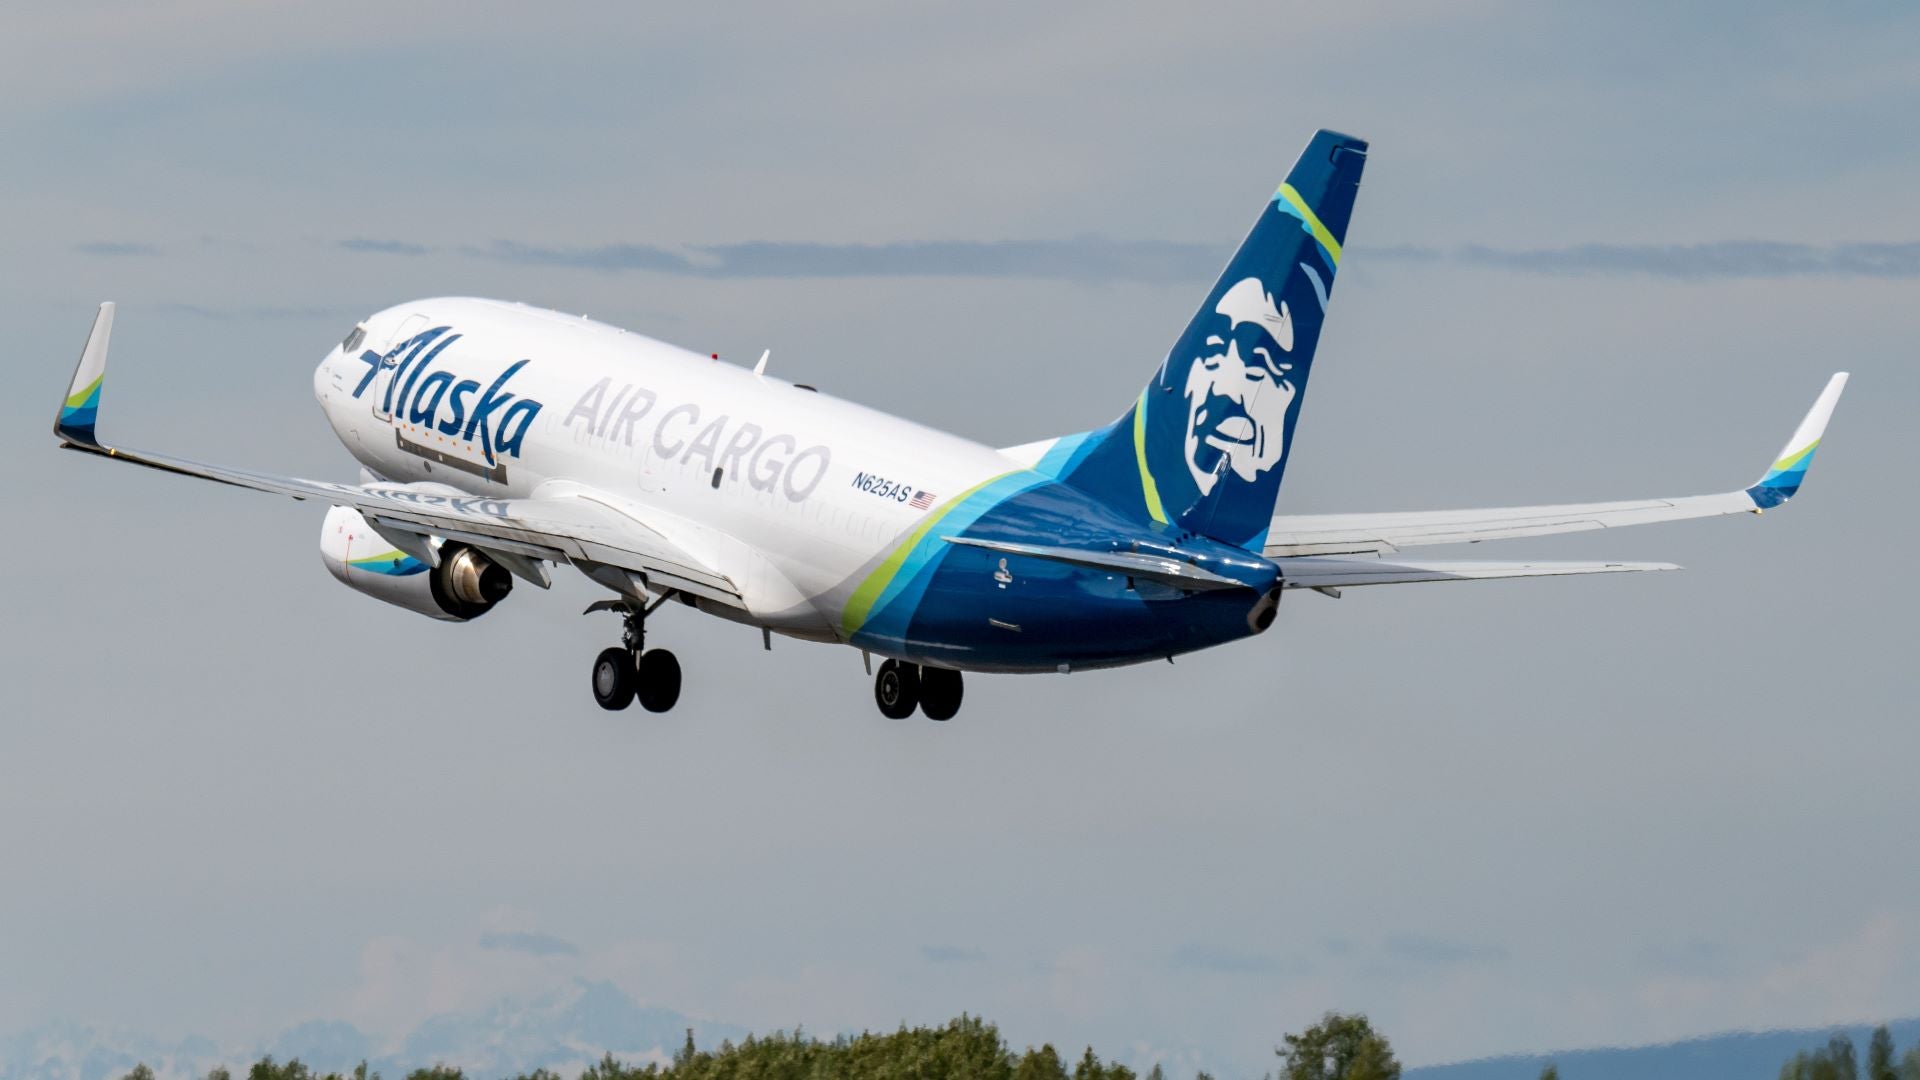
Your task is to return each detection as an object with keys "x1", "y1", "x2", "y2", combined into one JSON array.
[{"x1": 910, "y1": 490, "x2": 936, "y2": 510}]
